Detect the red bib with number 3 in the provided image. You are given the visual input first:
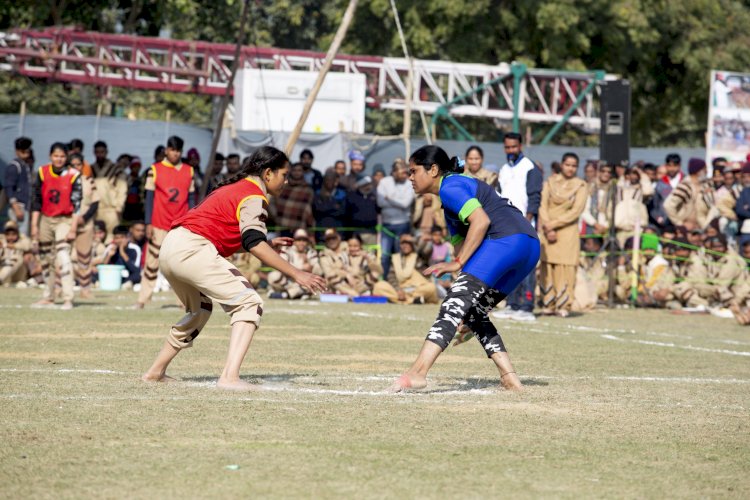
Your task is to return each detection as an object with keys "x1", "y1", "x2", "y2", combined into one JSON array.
[
  {"x1": 39, "y1": 164, "x2": 78, "y2": 217},
  {"x1": 151, "y1": 160, "x2": 193, "y2": 230}
]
